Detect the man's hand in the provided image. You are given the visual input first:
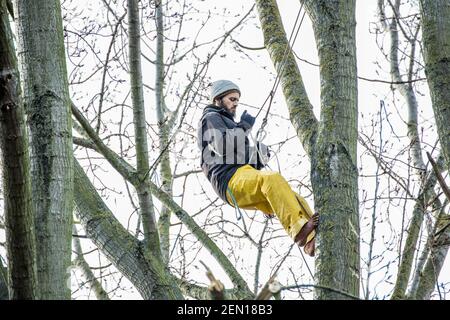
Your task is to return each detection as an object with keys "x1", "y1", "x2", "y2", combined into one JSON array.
[{"x1": 240, "y1": 110, "x2": 256, "y2": 129}]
